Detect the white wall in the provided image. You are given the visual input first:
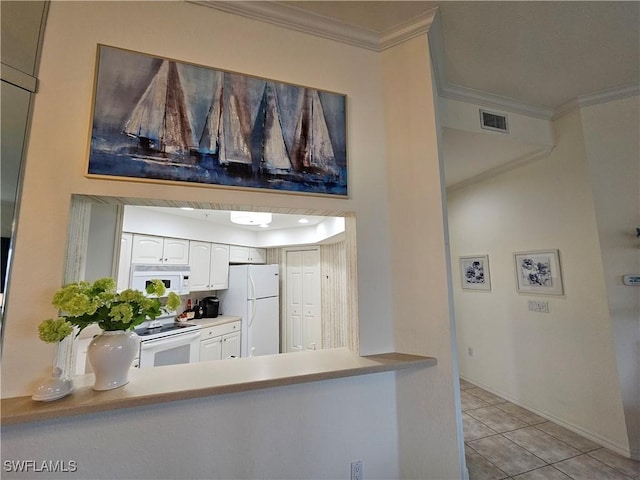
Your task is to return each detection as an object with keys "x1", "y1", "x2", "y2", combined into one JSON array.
[
  {"x1": 1, "y1": 2, "x2": 462, "y2": 478},
  {"x1": 581, "y1": 95, "x2": 640, "y2": 459},
  {"x1": 449, "y1": 107, "x2": 631, "y2": 455}
]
